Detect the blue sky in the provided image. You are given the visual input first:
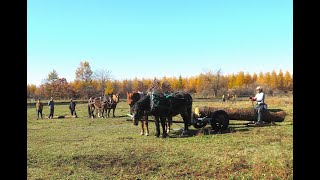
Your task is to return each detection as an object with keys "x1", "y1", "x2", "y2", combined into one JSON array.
[{"x1": 27, "y1": 0, "x2": 293, "y2": 86}]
